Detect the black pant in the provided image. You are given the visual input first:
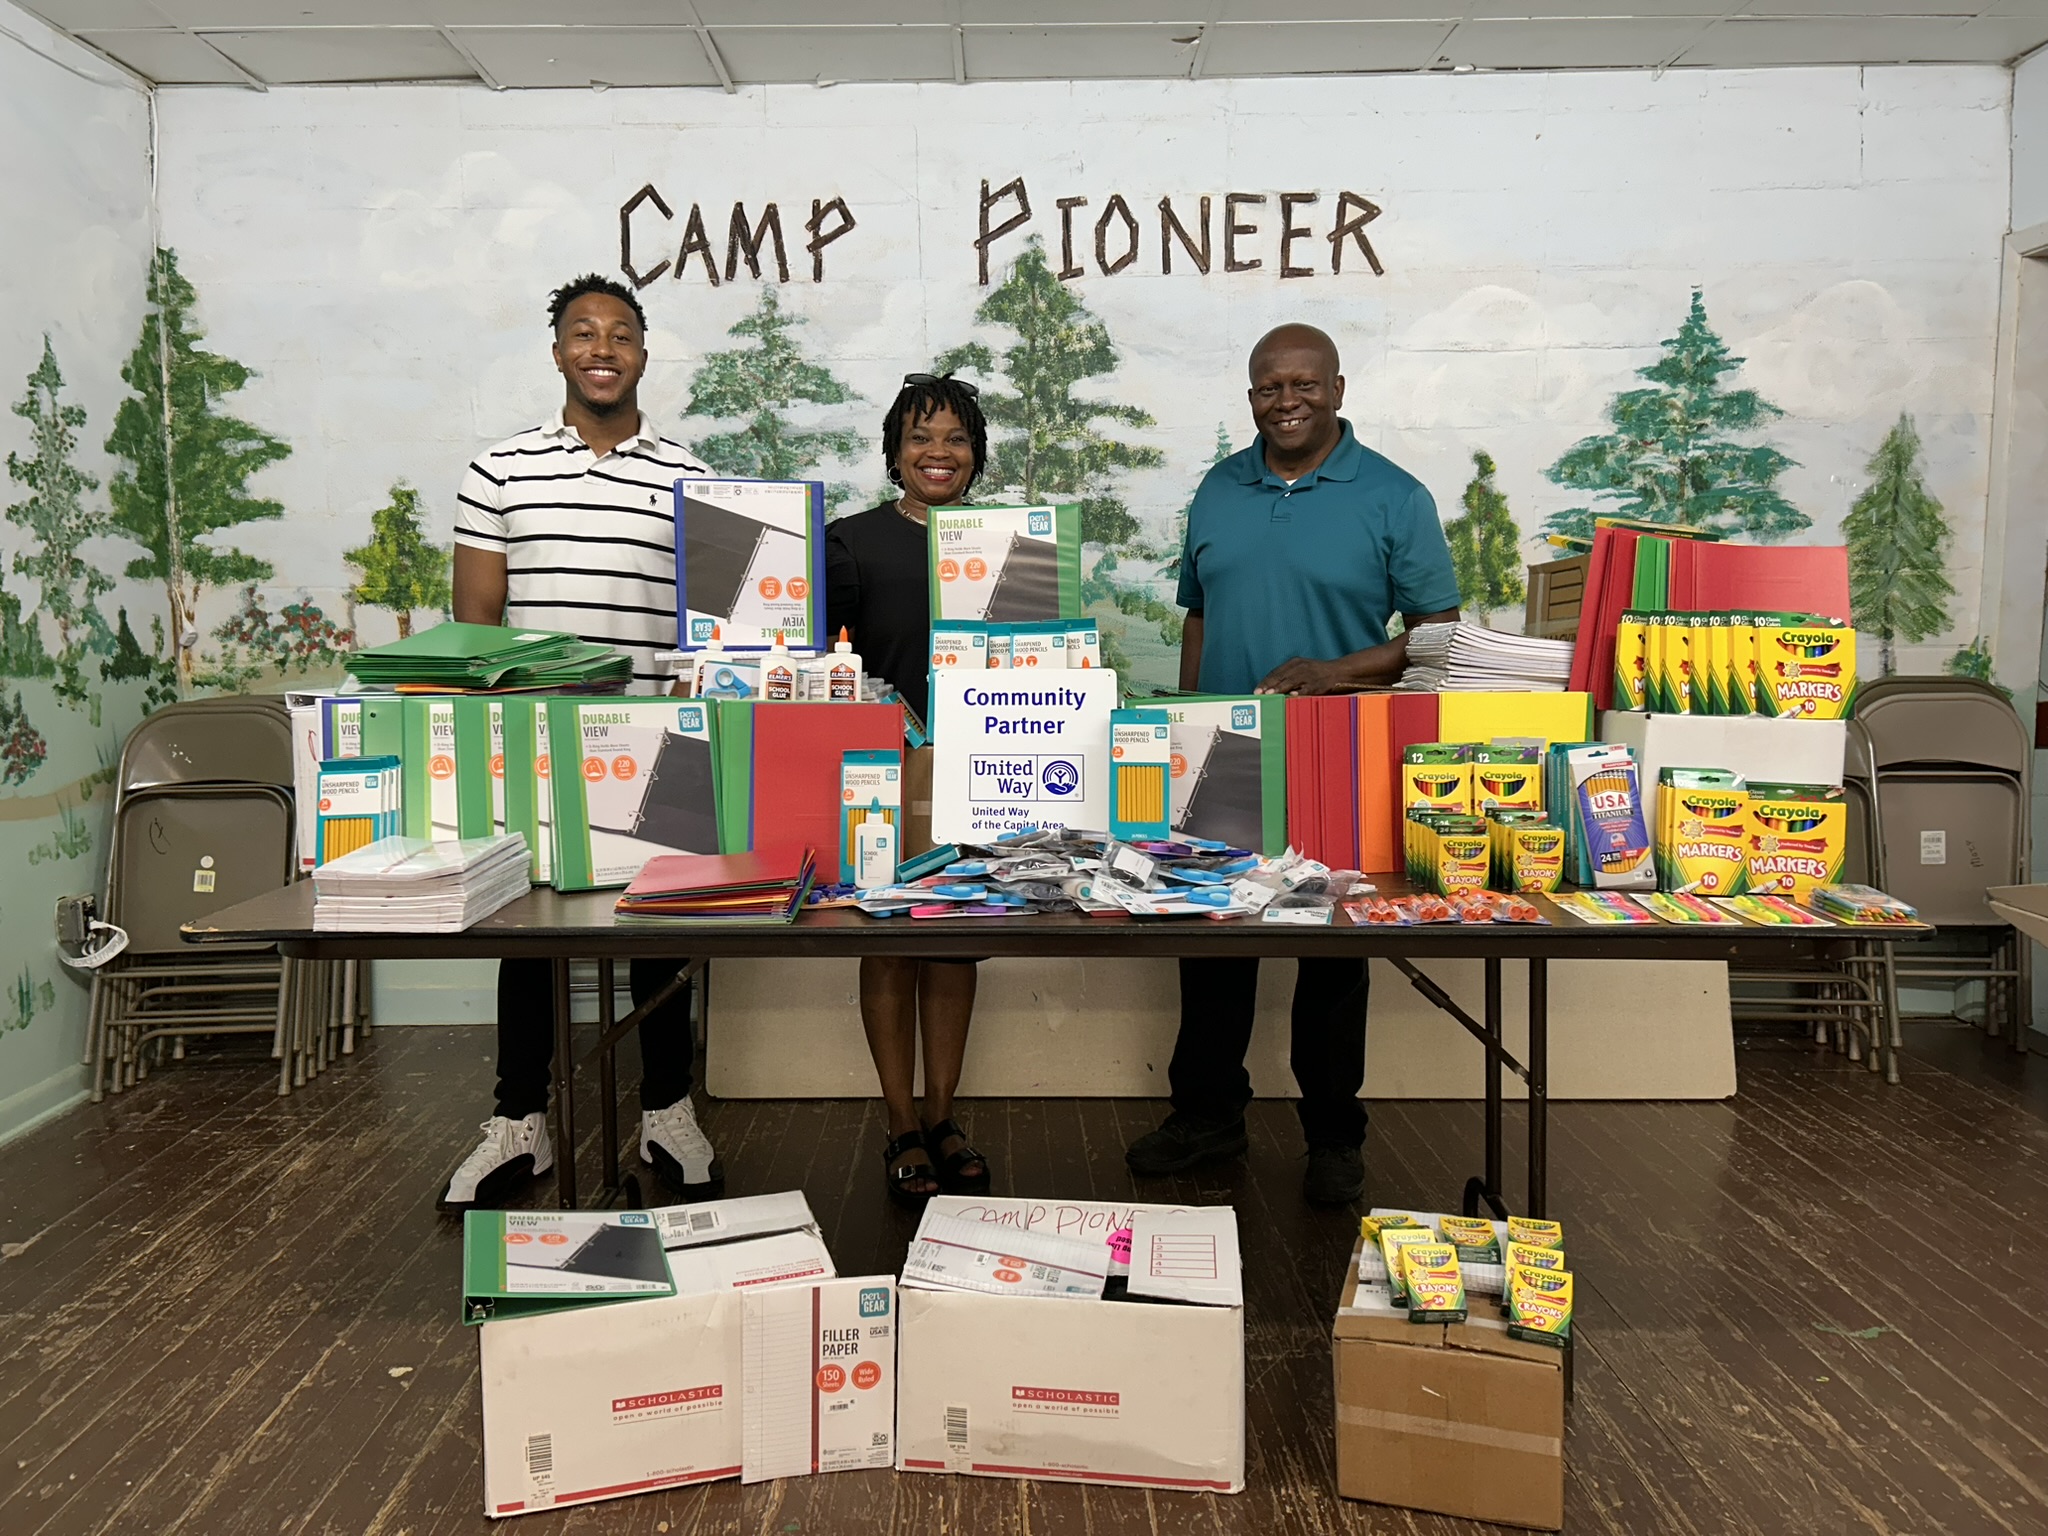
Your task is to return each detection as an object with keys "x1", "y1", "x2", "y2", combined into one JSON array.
[
  {"x1": 1169, "y1": 956, "x2": 1369, "y2": 1148},
  {"x1": 493, "y1": 957, "x2": 695, "y2": 1120}
]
